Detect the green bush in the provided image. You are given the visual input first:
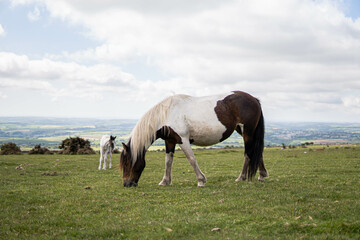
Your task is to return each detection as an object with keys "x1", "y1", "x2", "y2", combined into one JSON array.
[
  {"x1": 29, "y1": 144, "x2": 53, "y2": 155},
  {"x1": 58, "y1": 137, "x2": 95, "y2": 155},
  {"x1": 0, "y1": 142, "x2": 22, "y2": 155}
]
